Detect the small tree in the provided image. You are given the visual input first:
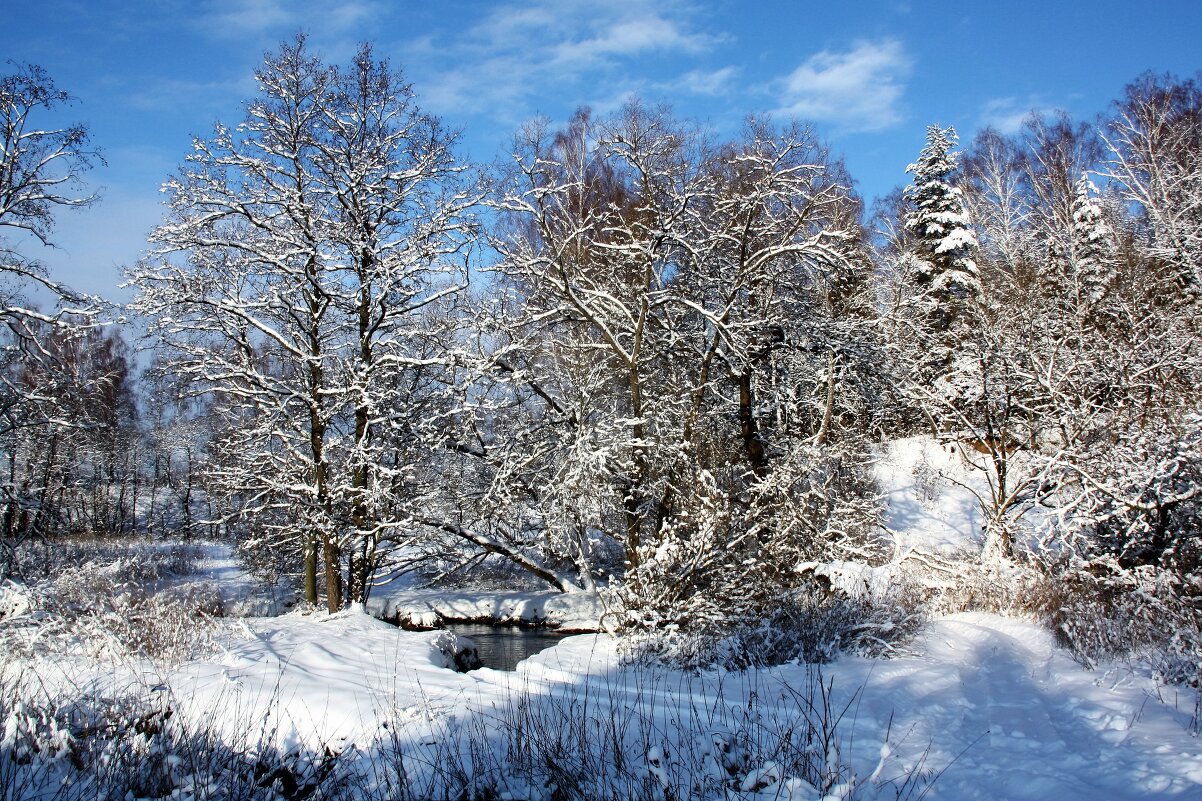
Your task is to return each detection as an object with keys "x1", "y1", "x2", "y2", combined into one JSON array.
[{"x1": 1068, "y1": 175, "x2": 1118, "y2": 310}]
